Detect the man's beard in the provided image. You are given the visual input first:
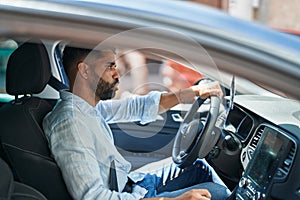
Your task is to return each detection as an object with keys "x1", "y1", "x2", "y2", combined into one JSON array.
[{"x1": 95, "y1": 78, "x2": 119, "y2": 100}]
